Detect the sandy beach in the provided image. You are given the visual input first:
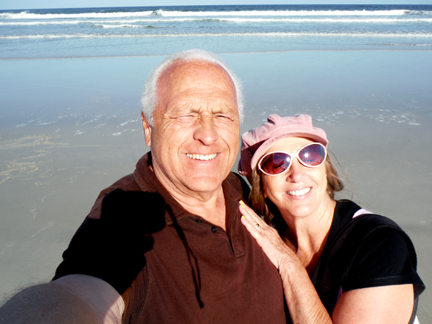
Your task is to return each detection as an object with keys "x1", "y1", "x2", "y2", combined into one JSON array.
[{"x1": 0, "y1": 50, "x2": 431, "y2": 321}]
